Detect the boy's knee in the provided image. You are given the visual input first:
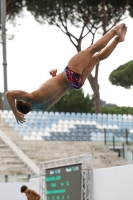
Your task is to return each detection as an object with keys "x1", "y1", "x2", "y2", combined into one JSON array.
[
  {"x1": 86, "y1": 45, "x2": 97, "y2": 54},
  {"x1": 92, "y1": 54, "x2": 100, "y2": 64}
]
